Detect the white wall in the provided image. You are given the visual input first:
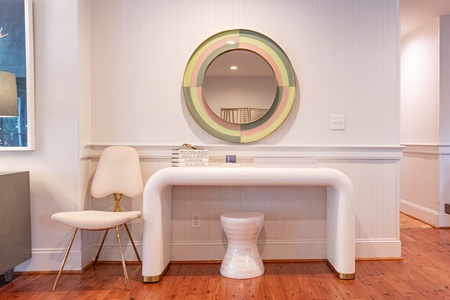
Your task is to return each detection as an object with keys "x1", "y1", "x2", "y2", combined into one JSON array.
[
  {"x1": 0, "y1": 0, "x2": 81, "y2": 271},
  {"x1": 401, "y1": 16, "x2": 450, "y2": 227},
  {"x1": 90, "y1": 0, "x2": 399, "y2": 146},
  {"x1": 2, "y1": 0, "x2": 402, "y2": 272},
  {"x1": 401, "y1": 18, "x2": 440, "y2": 144}
]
